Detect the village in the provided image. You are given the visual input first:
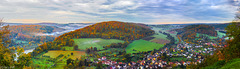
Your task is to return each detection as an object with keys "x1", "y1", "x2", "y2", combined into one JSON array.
[{"x1": 93, "y1": 39, "x2": 224, "y2": 69}]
